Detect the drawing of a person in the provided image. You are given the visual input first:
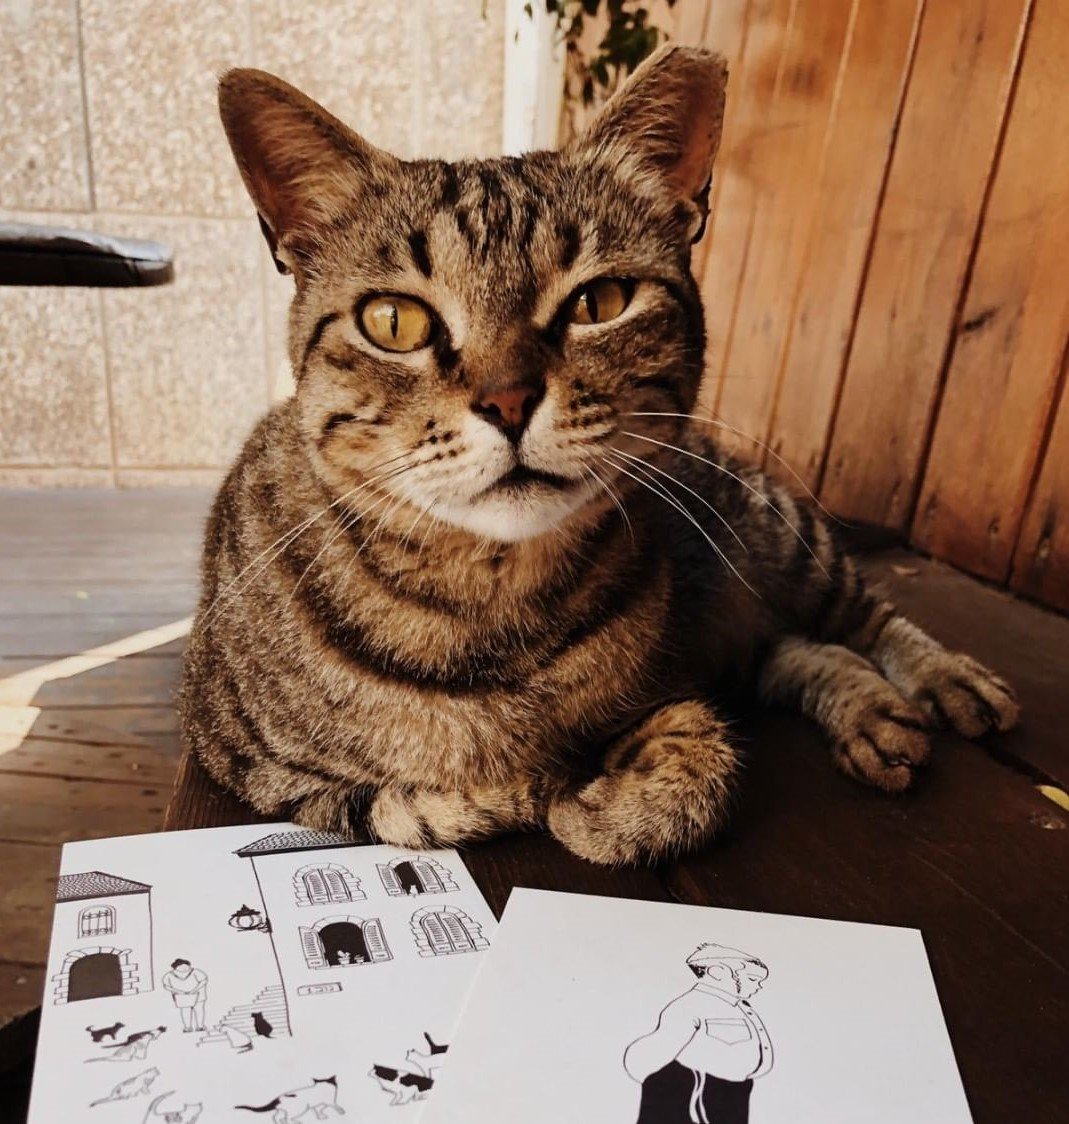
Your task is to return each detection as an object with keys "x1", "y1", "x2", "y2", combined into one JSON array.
[
  {"x1": 624, "y1": 943, "x2": 773, "y2": 1124},
  {"x1": 161, "y1": 958, "x2": 208, "y2": 1032}
]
